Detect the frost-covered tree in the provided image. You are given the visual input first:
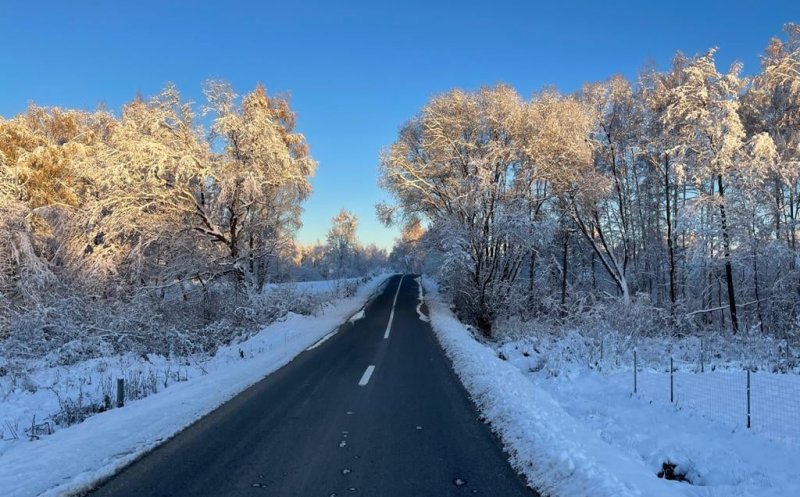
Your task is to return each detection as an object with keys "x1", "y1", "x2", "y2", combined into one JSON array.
[
  {"x1": 380, "y1": 85, "x2": 534, "y2": 334},
  {"x1": 664, "y1": 49, "x2": 749, "y2": 332},
  {"x1": 325, "y1": 208, "x2": 359, "y2": 278},
  {"x1": 742, "y1": 24, "x2": 800, "y2": 248},
  {"x1": 0, "y1": 81, "x2": 319, "y2": 359},
  {"x1": 202, "y1": 81, "x2": 317, "y2": 290},
  {"x1": 383, "y1": 26, "x2": 800, "y2": 338}
]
